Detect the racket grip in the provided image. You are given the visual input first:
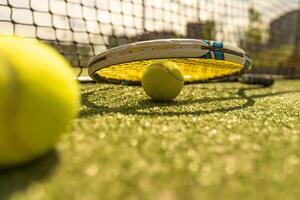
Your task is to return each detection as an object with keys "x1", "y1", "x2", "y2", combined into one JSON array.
[{"x1": 239, "y1": 74, "x2": 274, "y2": 86}]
